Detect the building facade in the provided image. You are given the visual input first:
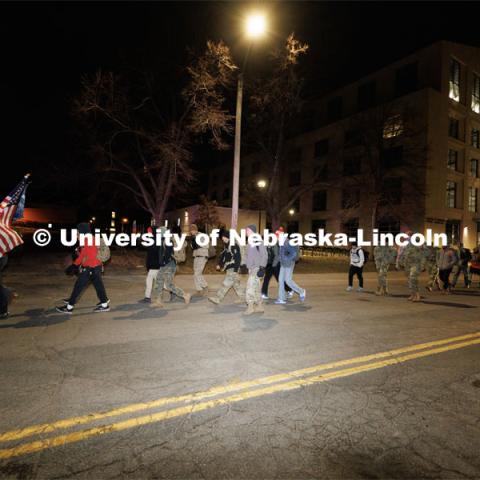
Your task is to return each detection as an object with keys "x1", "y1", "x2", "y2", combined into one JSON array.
[{"x1": 207, "y1": 41, "x2": 480, "y2": 249}]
